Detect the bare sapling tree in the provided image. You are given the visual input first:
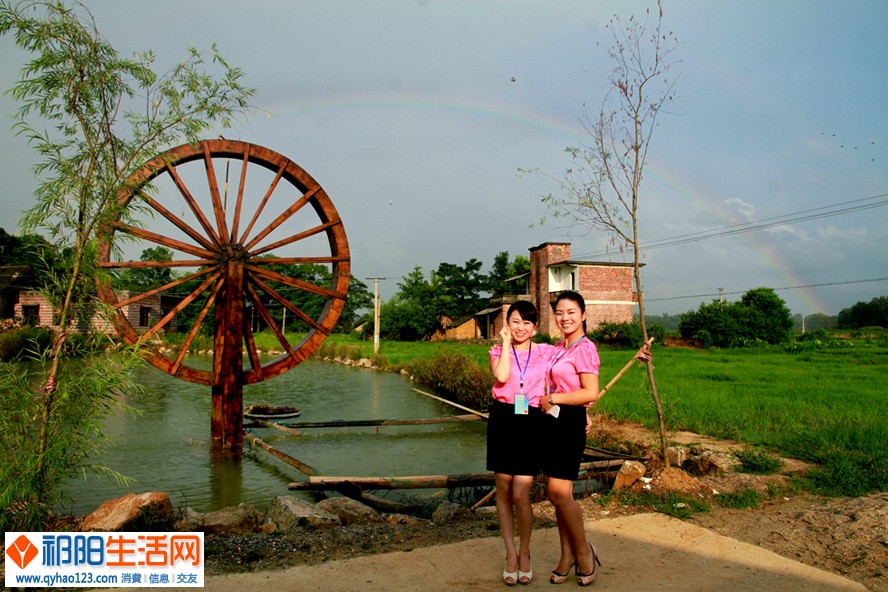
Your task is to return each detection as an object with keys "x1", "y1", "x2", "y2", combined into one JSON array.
[
  {"x1": 0, "y1": 0, "x2": 253, "y2": 528},
  {"x1": 537, "y1": 3, "x2": 680, "y2": 465}
]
